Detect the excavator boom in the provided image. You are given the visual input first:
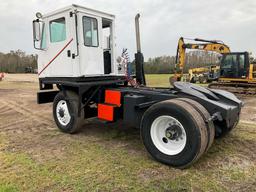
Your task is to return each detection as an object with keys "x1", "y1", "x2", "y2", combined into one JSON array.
[{"x1": 174, "y1": 37, "x2": 230, "y2": 81}]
